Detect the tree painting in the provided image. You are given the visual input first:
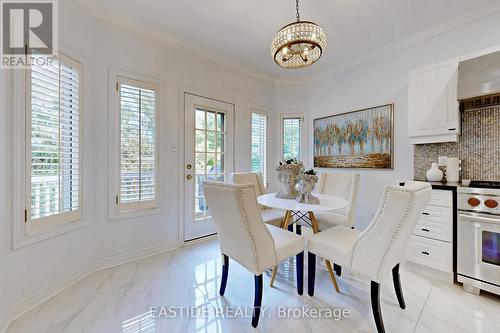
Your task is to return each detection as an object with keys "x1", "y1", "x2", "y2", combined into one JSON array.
[{"x1": 313, "y1": 104, "x2": 393, "y2": 169}]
